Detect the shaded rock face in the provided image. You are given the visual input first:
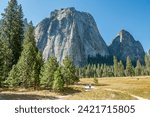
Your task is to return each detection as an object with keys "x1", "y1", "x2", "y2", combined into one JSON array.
[
  {"x1": 109, "y1": 30, "x2": 145, "y2": 63},
  {"x1": 35, "y1": 7, "x2": 109, "y2": 66}
]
